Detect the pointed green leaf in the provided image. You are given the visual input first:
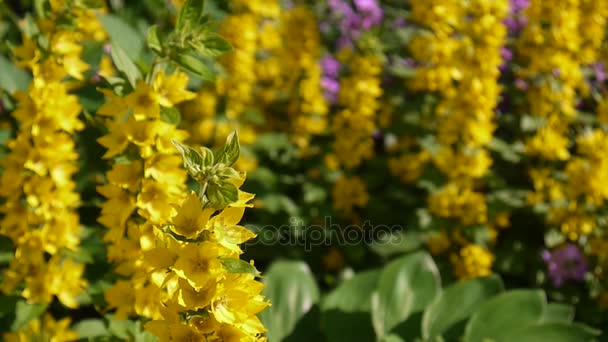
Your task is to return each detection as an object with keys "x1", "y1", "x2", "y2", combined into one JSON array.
[
  {"x1": 172, "y1": 140, "x2": 204, "y2": 173},
  {"x1": 422, "y1": 275, "x2": 504, "y2": 339},
  {"x1": 12, "y1": 301, "x2": 48, "y2": 330},
  {"x1": 322, "y1": 270, "x2": 380, "y2": 341},
  {"x1": 109, "y1": 42, "x2": 142, "y2": 88},
  {"x1": 146, "y1": 25, "x2": 163, "y2": 55},
  {"x1": 195, "y1": 34, "x2": 232, "y2": 57},
  {"x1": 160, "y1": 106, "x2": 181, "y2": 126},
  {"x1": 371, "y1": 251, "x2": 441, "y2": 338},
  {"x1": 219, "y1": 257, "x2": 260, "y2": 276},
  {"x1": 464, "y1": 290, "x2": 546, "y2": 342},
  {"x1": 215, "y1": 131, "x2": 240, "y2": 166},
  {"x1": 259, "y1": 261, "x2": 320, "y2": 342},
  {"x1": 99, "y1": 14, "x2": 144, "y2": 60},
  {"x1": 541, "y1": 303, "x2": 574, "y2": 324},
  {"x1": 176, "y1": 0, "x2": 205, "y2": 31},
  {"x1": 174, "y1": 53, "x2": 216, "y2": 81},
  {"x1": 0, "y1": 56, "x2": 31, "y2": 93},
  {"x1": 496, "y1": 323, "x2": 599, "y2": 342},
  {"x1": 73, "y1": 319, "x2": 109, "y2": 338},
  {"x1": 206, "y1": 182, "x2": 238, "y2": 208}
]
